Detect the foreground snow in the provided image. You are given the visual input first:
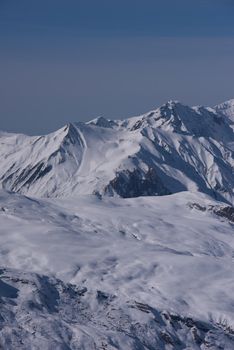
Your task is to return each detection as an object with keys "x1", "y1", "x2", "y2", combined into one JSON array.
[{"x1": 0, "y1": 190, "x2": 234, "y2": 349}]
